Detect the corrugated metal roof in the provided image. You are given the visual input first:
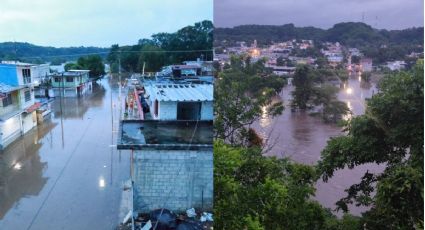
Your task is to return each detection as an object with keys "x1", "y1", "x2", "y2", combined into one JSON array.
[{"x1": 145, "y1": 84, "x2": 213, "y2": 102}]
